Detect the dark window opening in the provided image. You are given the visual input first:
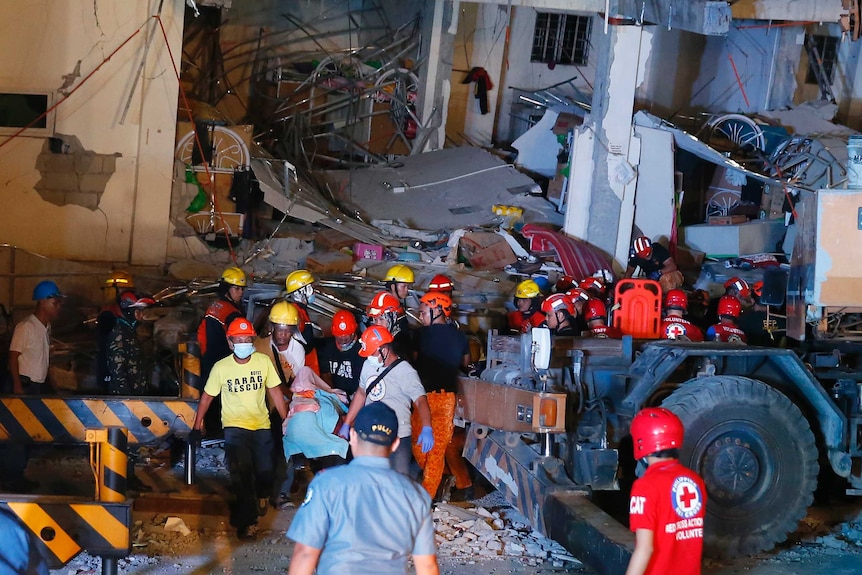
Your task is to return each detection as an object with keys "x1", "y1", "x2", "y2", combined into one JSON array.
[
  {"x1": 531, "y1": 13, "x2": 591, "y2": 66},
  {"x1": 0, "y1": 93, "x2": 49, "y2": 129},
  {"x1": 805, "y1": 34, "x2": 839, "y2": 85}
]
